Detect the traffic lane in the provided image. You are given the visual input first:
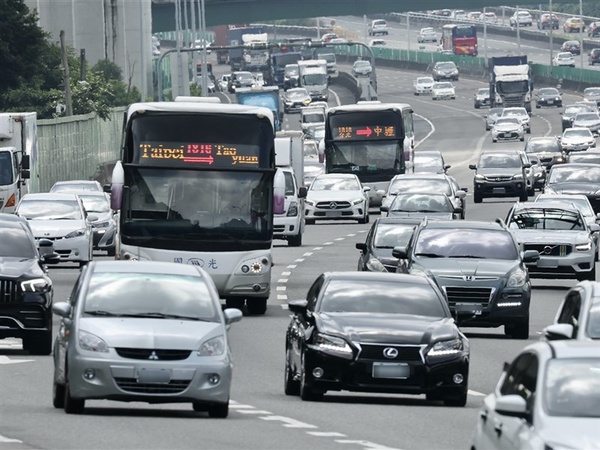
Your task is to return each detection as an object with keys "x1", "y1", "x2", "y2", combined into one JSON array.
[{"x1": 329, "y1": 15, "x2": 600, "y2": 71}]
